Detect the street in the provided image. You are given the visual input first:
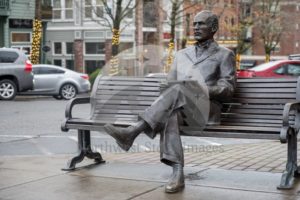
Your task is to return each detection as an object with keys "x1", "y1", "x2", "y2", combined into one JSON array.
[{"x1": 0, "y1": 96, "x2": 266, "y2": 156}]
